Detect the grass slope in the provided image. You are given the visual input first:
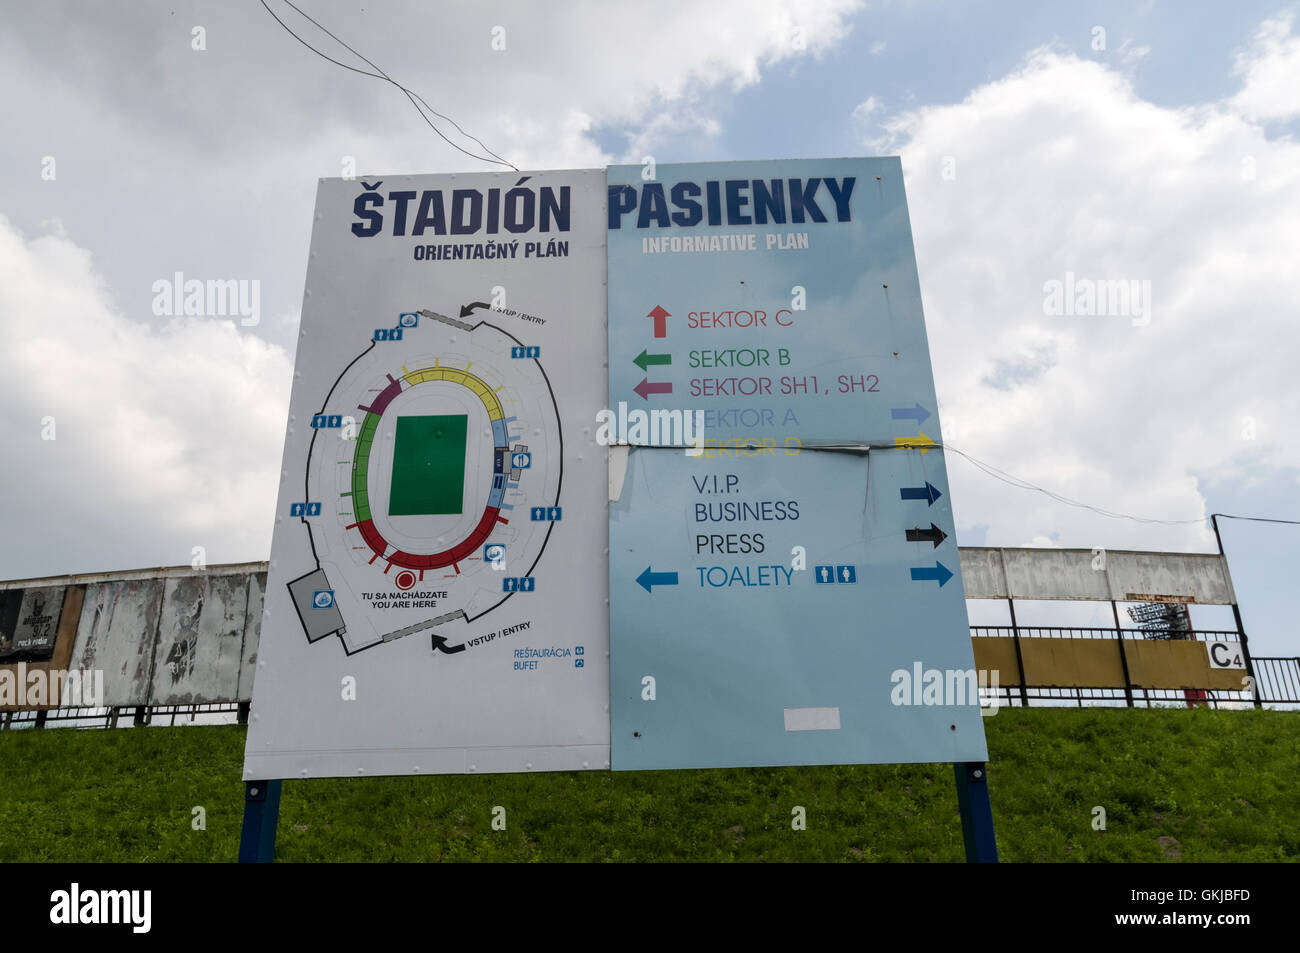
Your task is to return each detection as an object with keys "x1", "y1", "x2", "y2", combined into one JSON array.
[{"x1": 0, "y1": 708, "x2": 1296, "y2": 862}]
